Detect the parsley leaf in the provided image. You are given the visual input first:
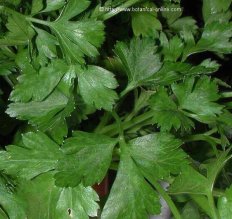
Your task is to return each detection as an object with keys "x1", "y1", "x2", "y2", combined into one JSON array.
[
  {"x1": 184, "y1": 22, "x2": 232, "y2": 56},
  {"x1": 129, "y1": 133, "x2": 187, "y2": 179},
  {"x1": 47, "y1": 1, "x2": 104, "y2": 64},
  {"x1": 6, "y1": 89, "x2": 74, "y2": 130},
  {"x1": 77, "y1": 65, "x2": 118, "y2": 111},
  {"x1": 55, "y1": 131, "x2": 117, "y2": 187},
  {"x1": 114, "y1": 38, "x2": 162, "y2": 90},
  {"x1": 172, "y1": 76, "x2": 223, "y2": 122},
  {"x1": 195, "y1": 22, "x2": 232, "y2": 54},
  {"x1": 149, "y1": 77, "x2": 222, "y2": 130},
  {"x1": 10, "y1": 60, "x2": 68, "y2": 102},
  {"x1": 43, "y1": 0, "x2": 66, "y2": 13},
  {"x1": 101, "y1": 148, "x2": 160, "y2": 219},
  {"x1": 149, "y1": 88, "x2": 194, "y2": 131},
  {"x1": 0, "y1": 132, "x2": 63, "y2": 179},
  {"x1": 50, "y1": 20, "x2": 104, "y2": 64},
  {"x1": 202, "y1": 0, "x2": 232, "y2": 22},
  {"x1": 131, "y1": 2, "x2": 161, "y2": 37},
  {"x1": 169, "y1": 165, "x2": 209, "y2": 195},
  {"x1": 161, "y1": 34, "x2": 184, "y2": 62},
  {"x1": 0, "y1": 14, "x2": 34, "y2": 46},
  {"x1": 17, "y1": 172, "x2": 99, "y2": 219},
  {"x1": 35, "y1": 27, "x2": 58, "y2": 65},
  {"x1": 147, "y1": 59, "x2": 220, "y2": 86},
  {"x1": 0, "y1": 176, "x2": 26, "y2": 219}
]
